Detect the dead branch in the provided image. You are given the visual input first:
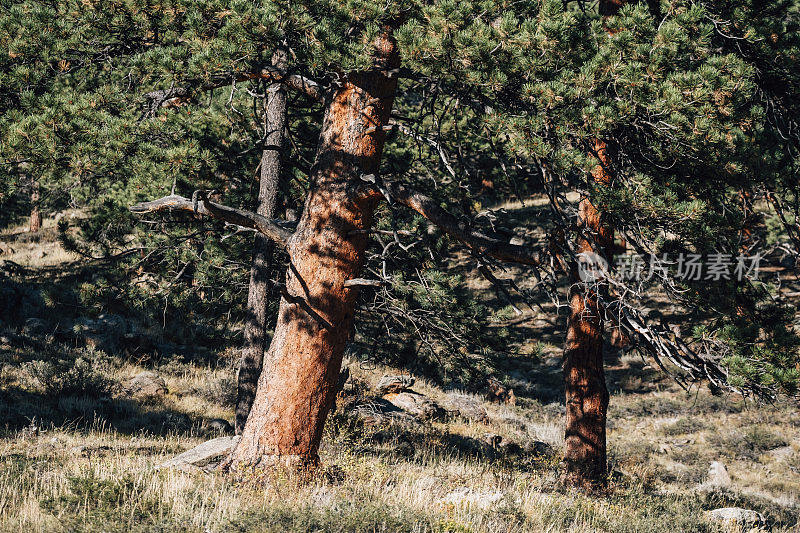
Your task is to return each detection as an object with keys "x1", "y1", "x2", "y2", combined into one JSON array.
[
  {"x1": 142, "y1": 66, "x2": 323, "y2": 116},
  {"x1": 129, "y1": 193, "x2": 294, "y2": 247},
  {"x1": 359, "y1": 179, "x2": 543, "y2": 266}
]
